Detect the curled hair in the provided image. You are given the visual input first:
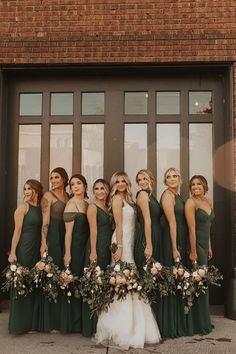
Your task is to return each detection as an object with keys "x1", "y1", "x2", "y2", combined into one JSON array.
[
  {"x1": 51, "y1": 167, "x2": 68, "y2": 190},
  {"x1": 109, "y1": 171, "x2": 134, "y2": 210},
  {"x1": 69, "y1": 174, "x2": 88, "y2": 199},
  {"x1": 163, "y1": 167, "x2": 182, "y2": 186},
  {"x1": 24, "y1": 179, "x2": 43, "y2": 203},
  {"x1": 136, "y1": 169, "x2": 154, "y2": 194},
  {"x1": 189, "y1": 175, "x2": 208, "y2": 194}
]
